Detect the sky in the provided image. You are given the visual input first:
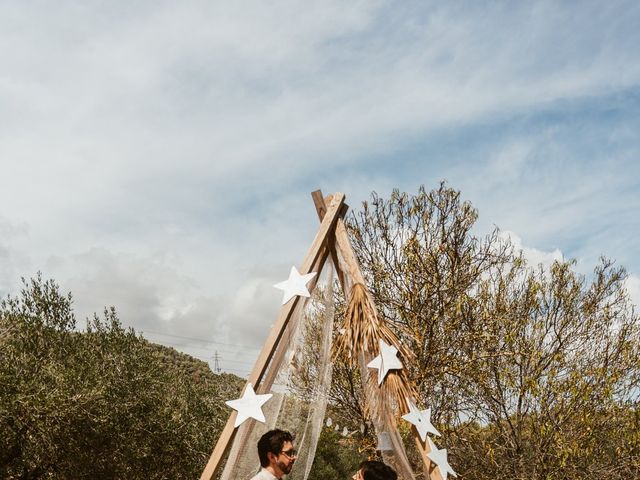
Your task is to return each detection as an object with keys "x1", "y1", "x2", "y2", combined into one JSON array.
[{"x1": 1, "y1": 0, "x2": 639, "y2": 377}]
